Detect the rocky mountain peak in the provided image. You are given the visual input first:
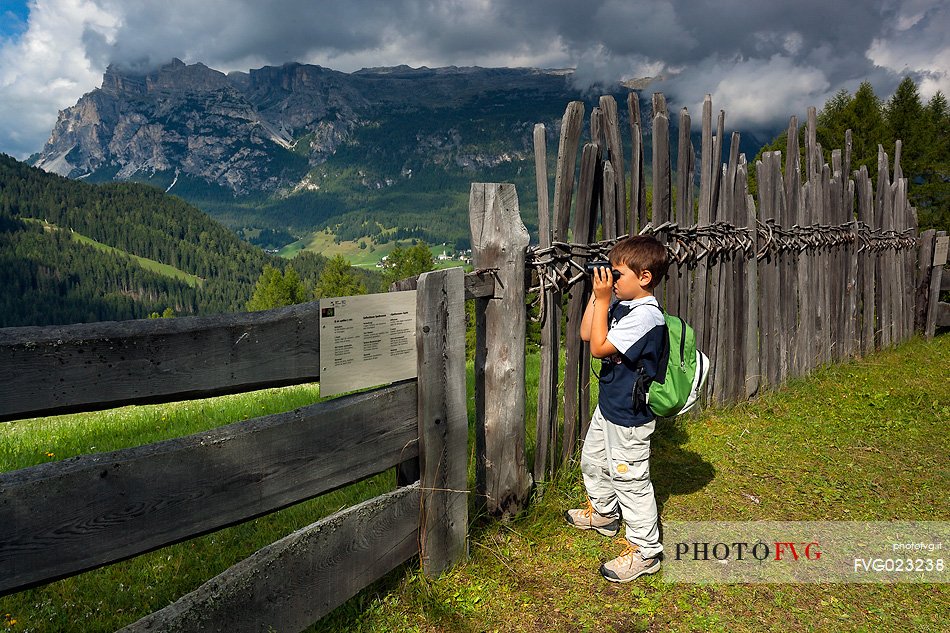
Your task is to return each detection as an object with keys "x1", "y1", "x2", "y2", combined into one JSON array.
[
  {"x1": 33, "y1": 58, "x2": 621, "y2": 199},
  {"x1": 100, "y1": 58, "x2": 233, "y2": 97}
]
